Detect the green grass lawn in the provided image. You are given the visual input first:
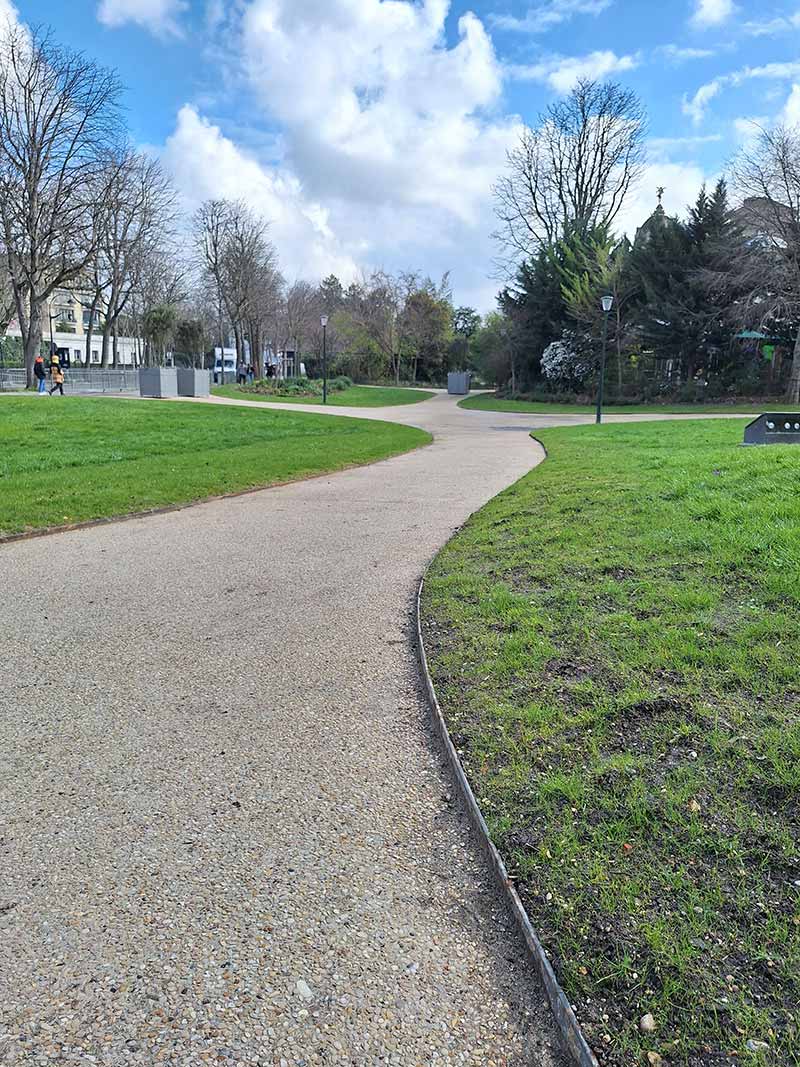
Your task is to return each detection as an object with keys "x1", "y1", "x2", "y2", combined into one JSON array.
[
  {"x1": 421, "y1": 420, "x2": 799, "y2": 1067},
  {"x1": 460, "y1": 392, "x2": 800, "y2": 416},
  {"x1": 0, "y1": 395, "x2": 430, "y2": 537},
  {"x1": 212, "y1": 383, "x2": 435, "y2": 407}
]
